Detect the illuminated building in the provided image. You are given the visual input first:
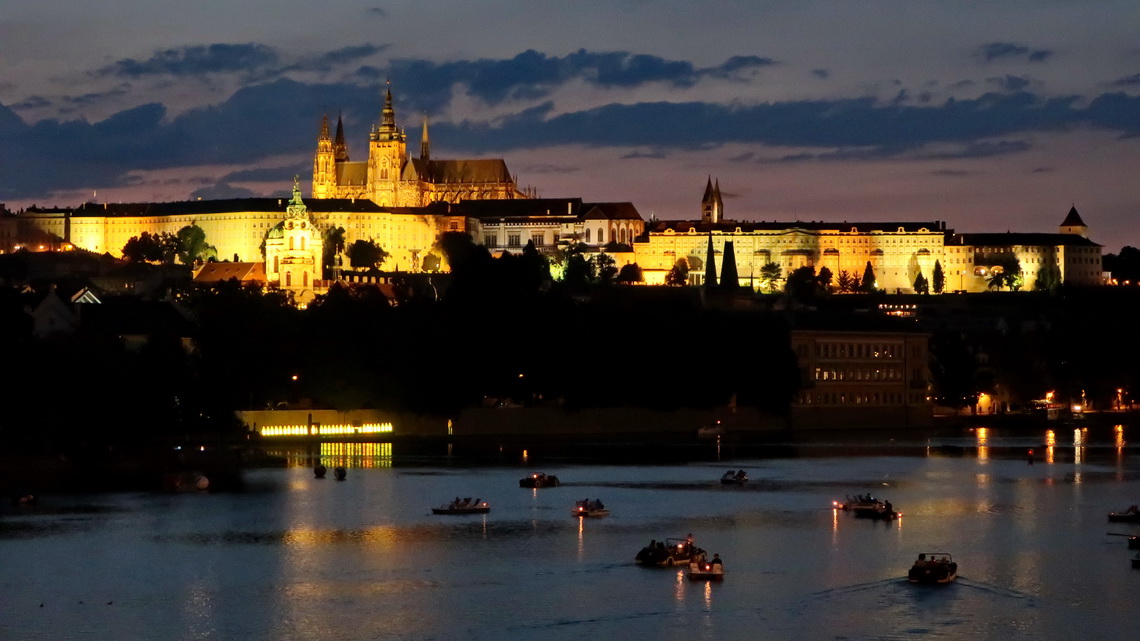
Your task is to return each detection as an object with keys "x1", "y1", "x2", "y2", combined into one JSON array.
[{"x1": 633, "y1": 181, "x2": 1103, "y2": 292}]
